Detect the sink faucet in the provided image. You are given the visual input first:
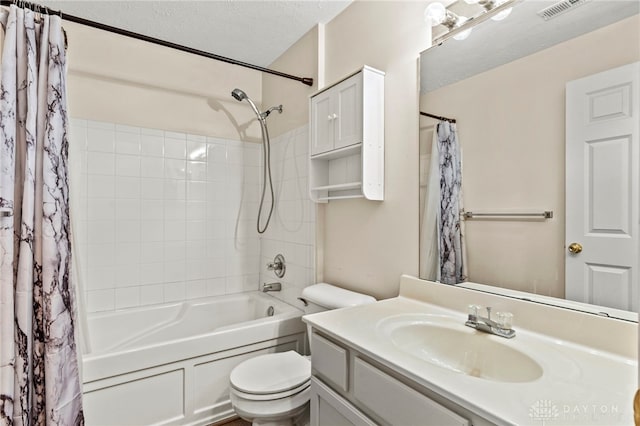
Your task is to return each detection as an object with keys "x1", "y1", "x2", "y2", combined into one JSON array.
[
  {"x1": 262, "y1": 282, "x2": 282, "y2": 292},
  {"x1": 465, "y1": 305, "x2": 515, "y2": 339}
]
